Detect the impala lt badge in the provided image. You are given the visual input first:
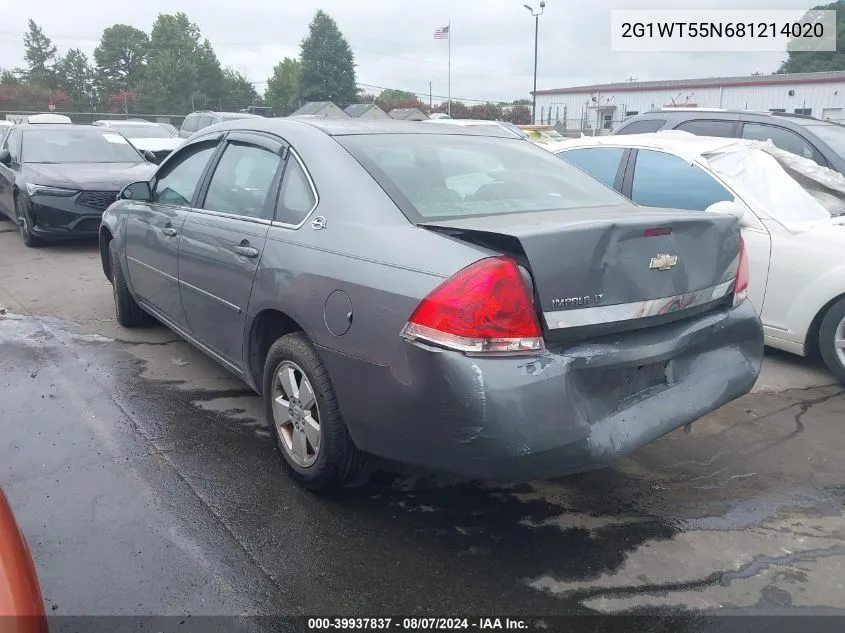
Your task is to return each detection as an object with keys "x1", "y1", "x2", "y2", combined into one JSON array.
[
  {"x1": 551, "y1": 294, "x2": 605, "y2": 309},
  {"x1": 649, "y1": 254, "x2": 678, "y2": 271}
]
